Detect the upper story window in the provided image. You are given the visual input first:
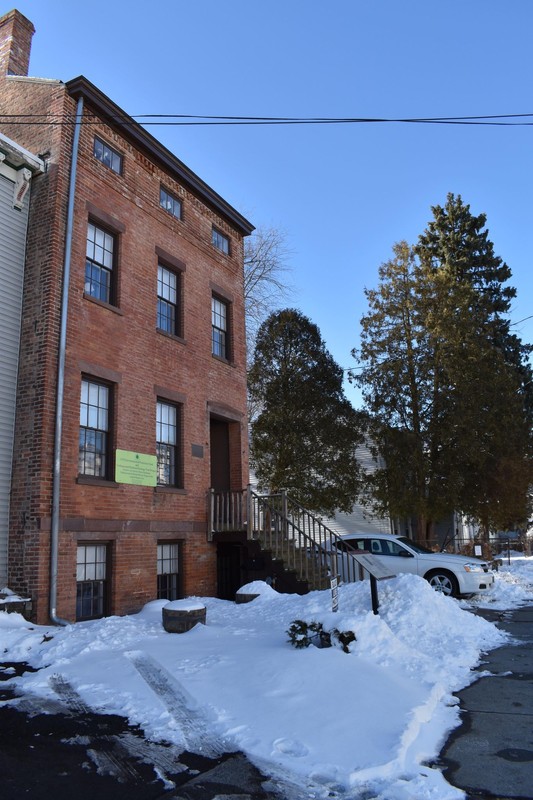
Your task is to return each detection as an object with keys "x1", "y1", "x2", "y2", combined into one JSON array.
[
  {"x1": 79, "y1": 378, "x2": 110, "y2": 478},
  {"x1": 85, "y1": 222, "x2": 115, "y2": 305},
  {"x1": 160, "y1": 187, "x2": 182, "y2": 220},
  {"x1": 157, "y1": 264, "x2": 179, "y2": 335},
  {"x1": 212, "y1": 295, "x2": 229, "y2": 360},
  {"x1": 156, "y1": 400, "x2": 180, "y2": 487},
  {"x1": 212, "y1": 227, "x2": 230, "y2": 255},
  {"x1": 93, "y1": 136, "x2": 122, "y2": 174}
]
